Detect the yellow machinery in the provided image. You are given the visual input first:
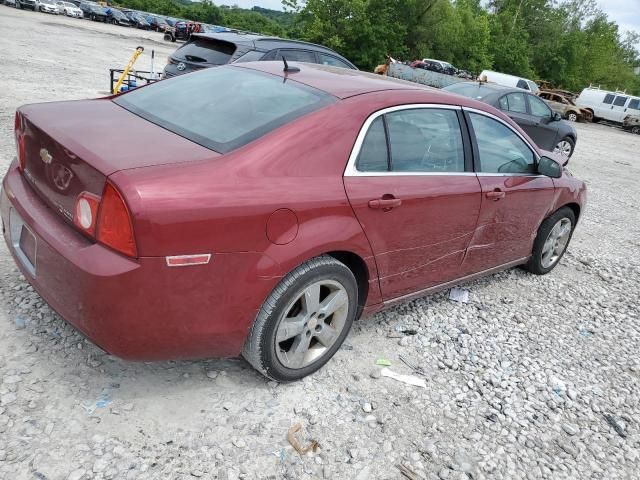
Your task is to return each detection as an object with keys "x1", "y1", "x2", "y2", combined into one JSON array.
[{"x1": 112, "y1": 46, "x2": 145, "y2": 95}]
